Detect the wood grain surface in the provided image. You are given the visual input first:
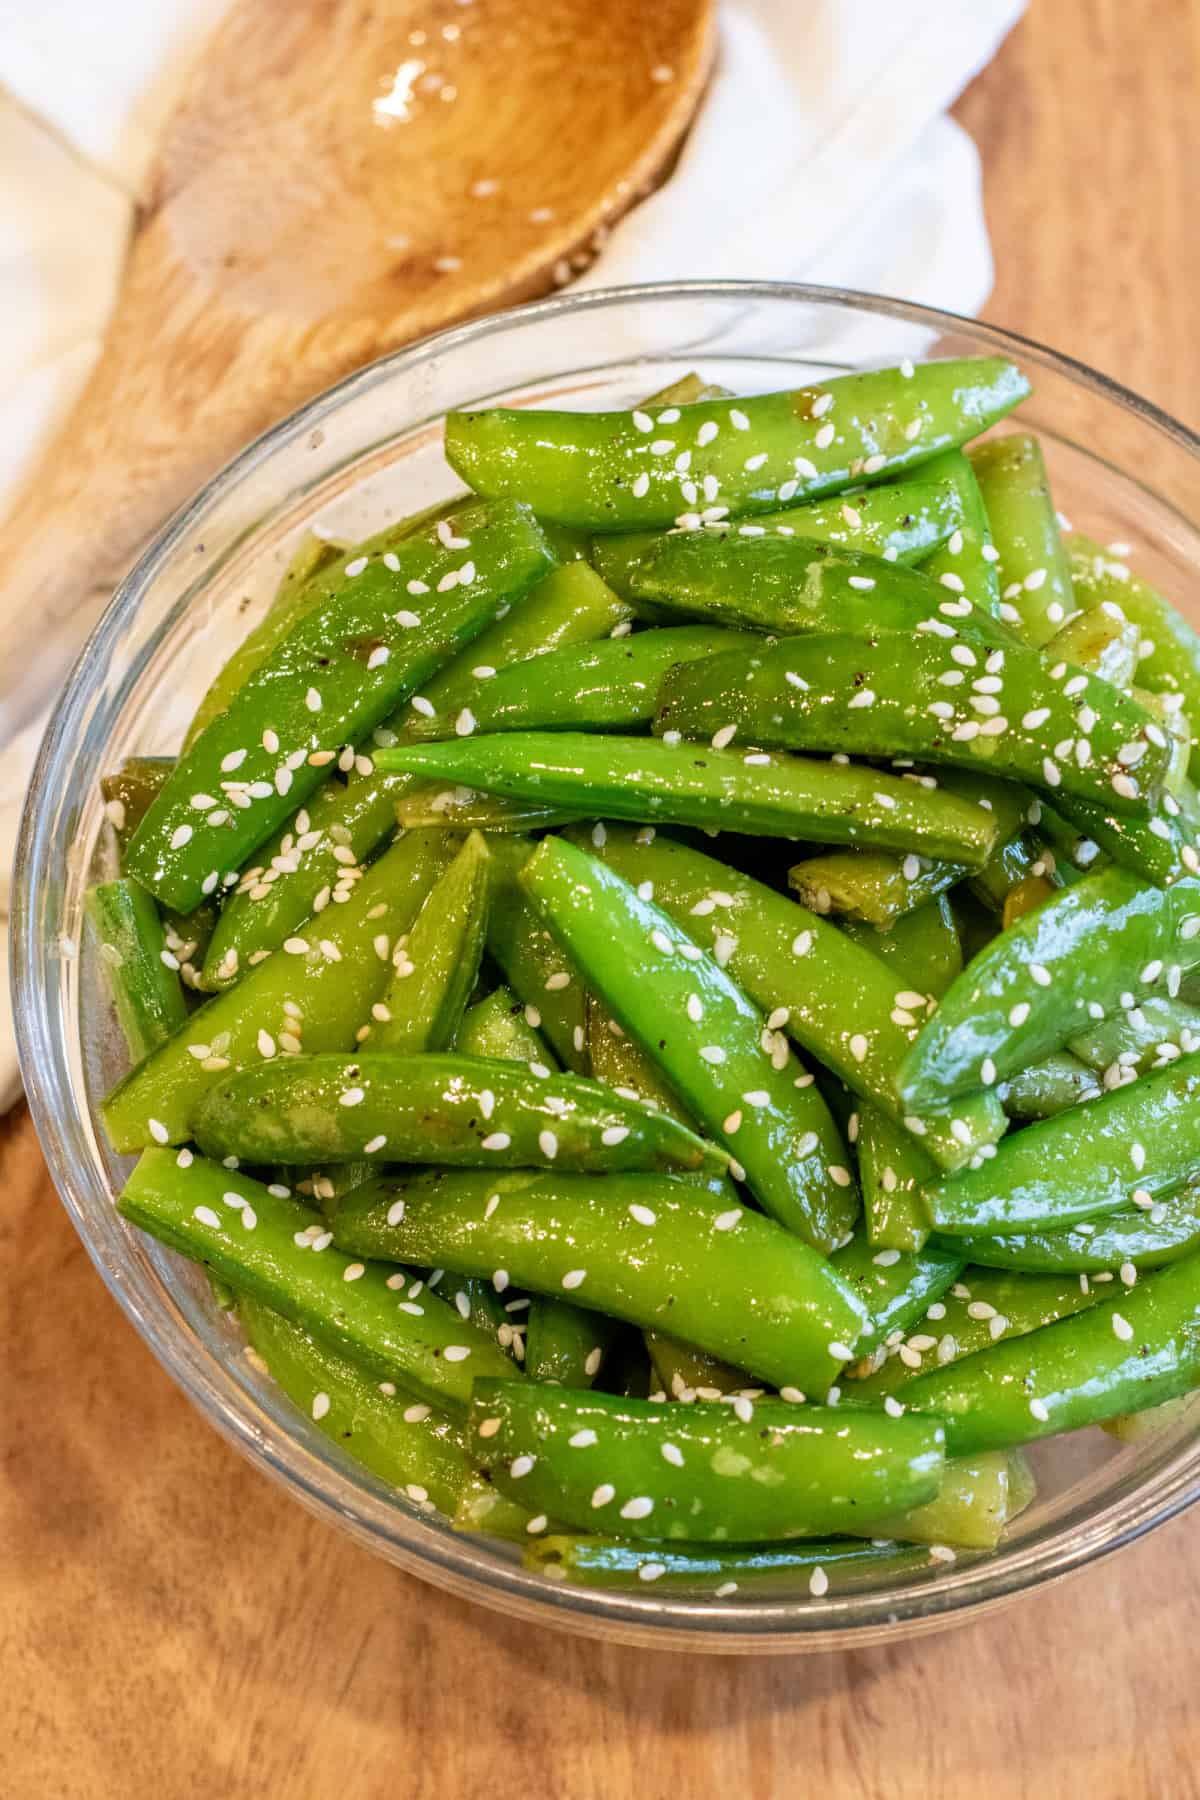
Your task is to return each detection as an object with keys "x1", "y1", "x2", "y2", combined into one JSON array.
[{"x1": 5, "y1": 3, "x2": 1199, "y2": 1795}]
